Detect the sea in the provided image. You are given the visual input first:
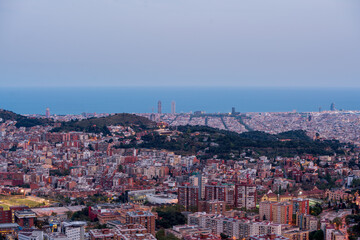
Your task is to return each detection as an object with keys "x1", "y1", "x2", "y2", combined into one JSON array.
[{"x1": 0, "y1": 87, "x2": 360, "y2": 115}]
